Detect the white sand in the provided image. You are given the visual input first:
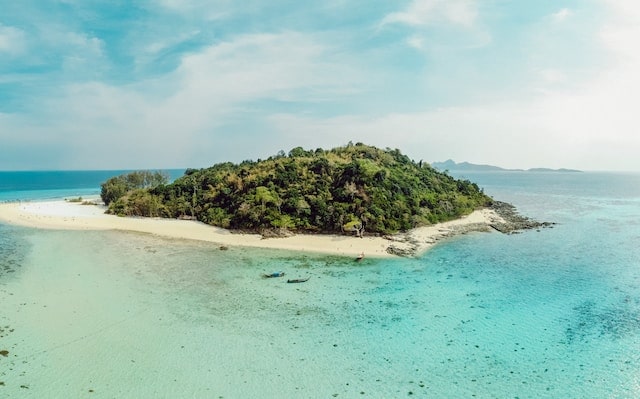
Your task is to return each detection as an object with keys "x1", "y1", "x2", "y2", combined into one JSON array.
[{"x1": 0, "y1": 199, "x2": 505, "y2": 258}]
